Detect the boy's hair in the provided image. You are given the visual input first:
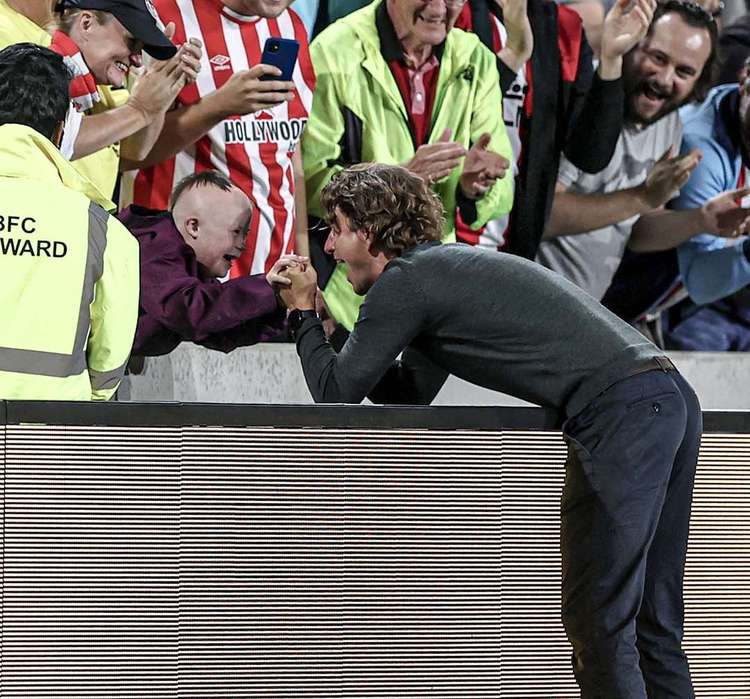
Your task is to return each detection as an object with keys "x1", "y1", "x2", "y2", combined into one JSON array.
[{"x1": 170, "y1": 170, "x2": 236, "y2": 210}]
